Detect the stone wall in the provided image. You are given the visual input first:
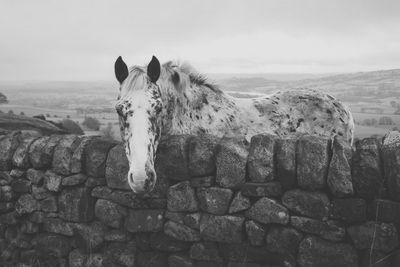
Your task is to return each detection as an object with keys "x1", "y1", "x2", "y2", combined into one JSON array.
[{"x1": 1, "y1": 131, "x2": 400, "y2": 267}]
